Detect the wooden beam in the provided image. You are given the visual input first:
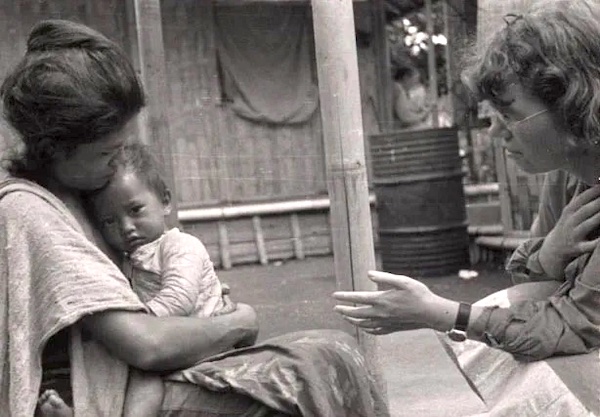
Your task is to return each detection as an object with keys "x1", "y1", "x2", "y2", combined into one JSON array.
[
  {"x1": 425, "y1": 0, "x2": 439, "y2": 127},
  {"x1": 128, "y1": 0, "x2": 179, "y2": 227},
  {"x1": 371, "y1": 0, "x2": 394, "y2": 132},
  {"x1": 311, "y1": 0, "x2": 387, "y2": 402}
]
